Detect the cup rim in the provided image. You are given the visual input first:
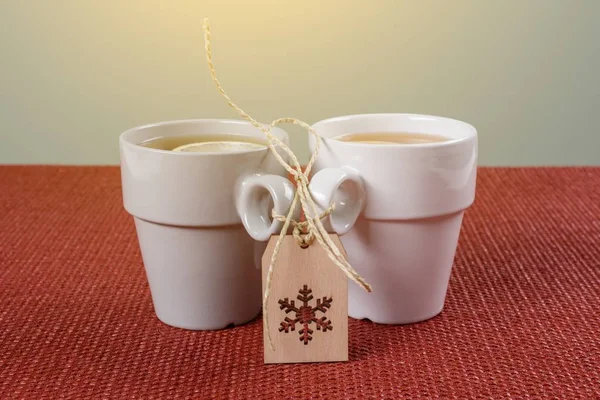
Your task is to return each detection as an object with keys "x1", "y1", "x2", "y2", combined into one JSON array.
[
  {"x1": 310, "y1": 113, "x2": 477, "y2": 149},
  {"x1": 119, "y1": 119, "x2": 287, "y2": 156}
]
